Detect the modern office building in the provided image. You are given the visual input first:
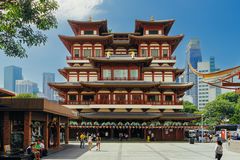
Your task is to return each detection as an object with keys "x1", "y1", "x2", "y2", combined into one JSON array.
[
  {"x1": 43, "y1": 72, "x2": 55, "y2": 100},
  {"x1": 49, "y1": 18, "x2": 200, "y2": 141},
  {"x1": 4, "y1": 65, "x2": 23, "y2": 92},
  {"x1": 15, "y1": 80, "x2": 39, "y2": 94},
  {"x1": 184, "y1": 39, "x2": 202, "y2": 106},
  {"x1": 197, "y1": 59, "x2": 221, "y2": 109},
  {"x1": 197, "y1": 62, "x2": 210, "y2": 109}
]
